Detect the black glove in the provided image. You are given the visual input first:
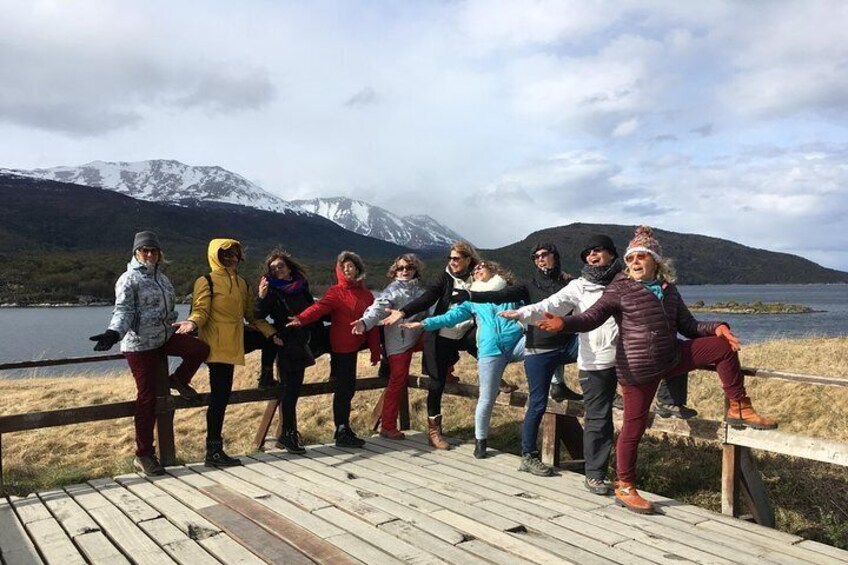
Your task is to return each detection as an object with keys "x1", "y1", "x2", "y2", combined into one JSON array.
[
  {"x1": 450, "y1": 289, "x2": 470, "y2": 305},
  {"x1": 90, "y1": 329, "x2": 121, "y2": 351}
]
